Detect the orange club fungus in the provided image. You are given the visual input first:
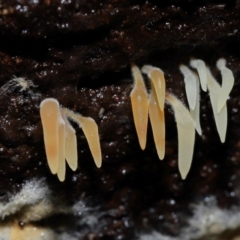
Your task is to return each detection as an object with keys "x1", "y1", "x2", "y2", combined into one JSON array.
[{"x1": 40, "y1": 98, "x2": 102, "y2": 182}]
